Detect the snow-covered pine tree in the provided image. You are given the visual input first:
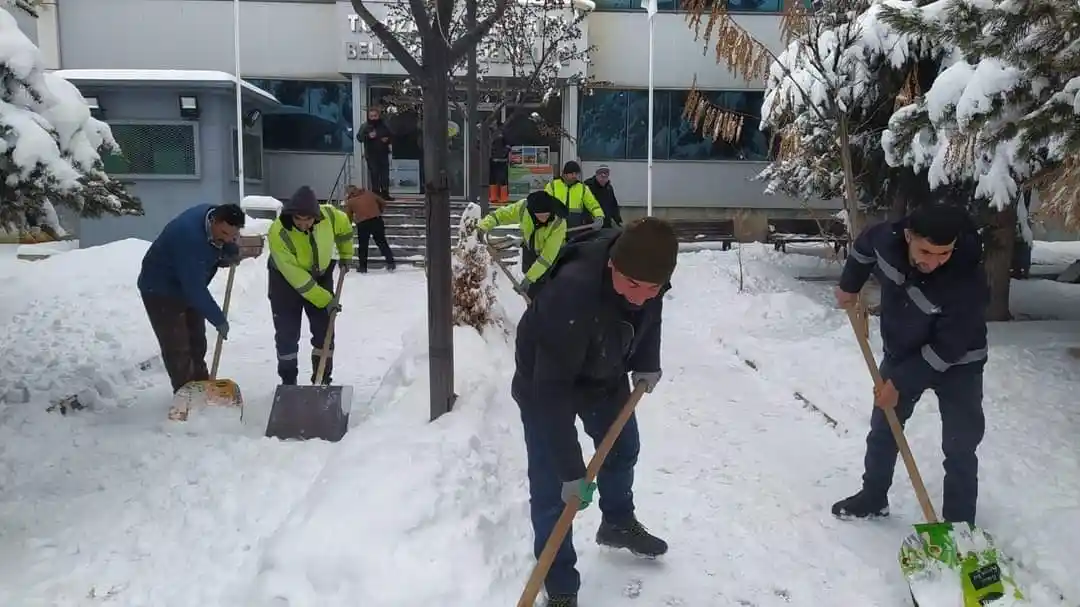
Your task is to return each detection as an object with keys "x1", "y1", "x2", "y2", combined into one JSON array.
[
  {"x1": 682, "y1": 0, "x2": 930, "y2": 237},
  {"x1": 876, "y1": 0, "x2": 1074, "y2": 319},
  {"x1": 0, "y1": 2, "x2": 141, "y2": 236}
]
